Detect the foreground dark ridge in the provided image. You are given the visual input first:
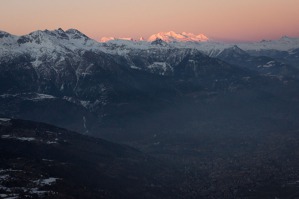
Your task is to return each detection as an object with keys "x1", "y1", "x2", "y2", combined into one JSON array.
[
  {"x1": 2, "y1": 115, "x2": 299, "y2": 198},
  {"x1": 0, "y1": 118, "x2": 182, "y2": 199}
]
